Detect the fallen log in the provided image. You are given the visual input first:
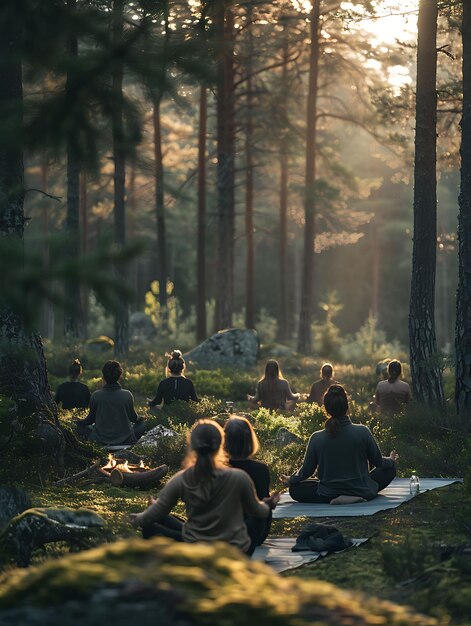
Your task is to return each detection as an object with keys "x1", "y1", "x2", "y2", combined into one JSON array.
[
  {"x1": 53, "y1": 461, "x2": 101, "y2": 486},
  {"x1": 109, "y1": 464, "x2": 168, "y2": 488}
]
